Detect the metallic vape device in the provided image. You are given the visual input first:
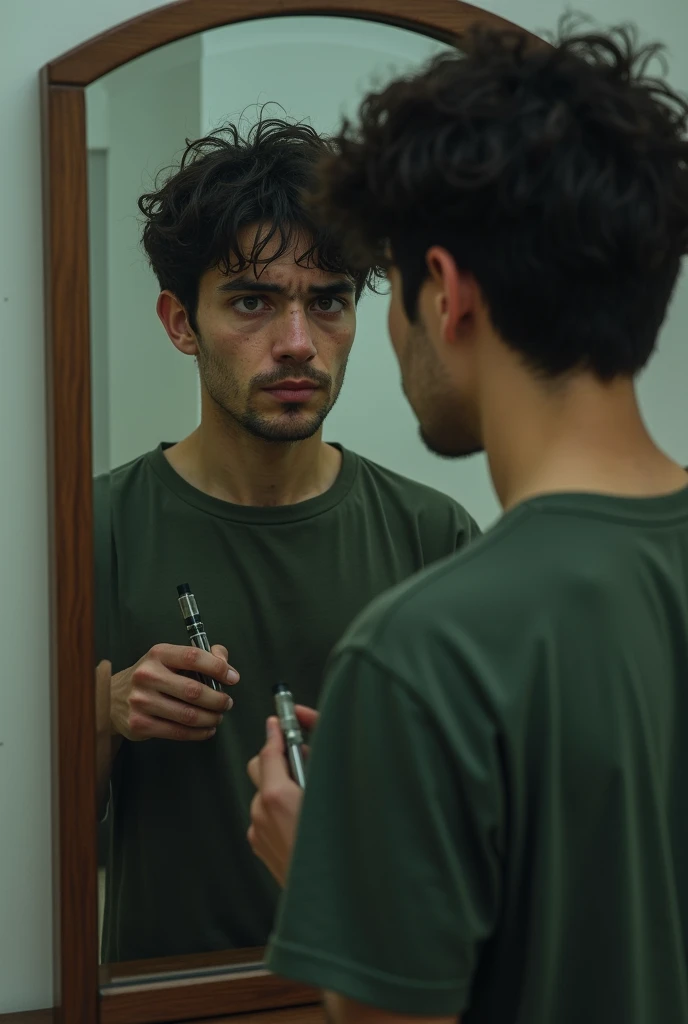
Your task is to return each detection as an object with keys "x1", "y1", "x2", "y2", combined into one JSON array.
[
  {"x1": 273, "y1": 683, "x2": 307, "y2": 789},
  {"x1": 176, "y1": 583, "x2": 223, "y2": 692}
]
